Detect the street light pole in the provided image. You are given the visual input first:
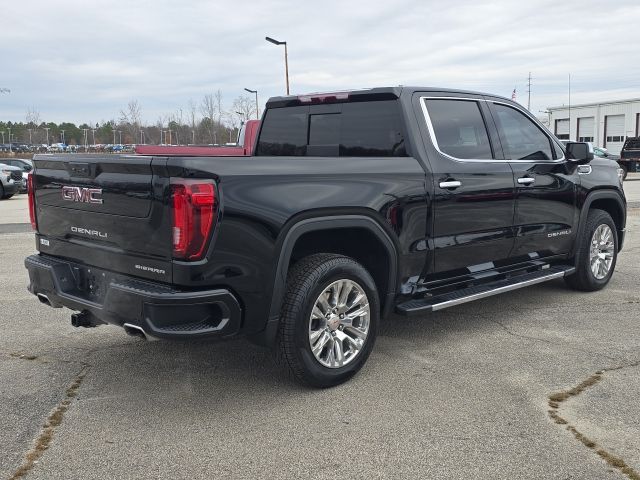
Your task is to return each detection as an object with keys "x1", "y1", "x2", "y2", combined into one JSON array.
[
  {"x1": 265, "y1": 36, "x2": 290, "y2": 95},
  {"x1": 7, "y1": 127, "x2": 11, "y2": 152},
  {"x1": 244, "y1": 88, "x2": 259, "y2": 119},
  {"x1": 44, "y1": 127, "x2": 49, "y2": 145}
]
